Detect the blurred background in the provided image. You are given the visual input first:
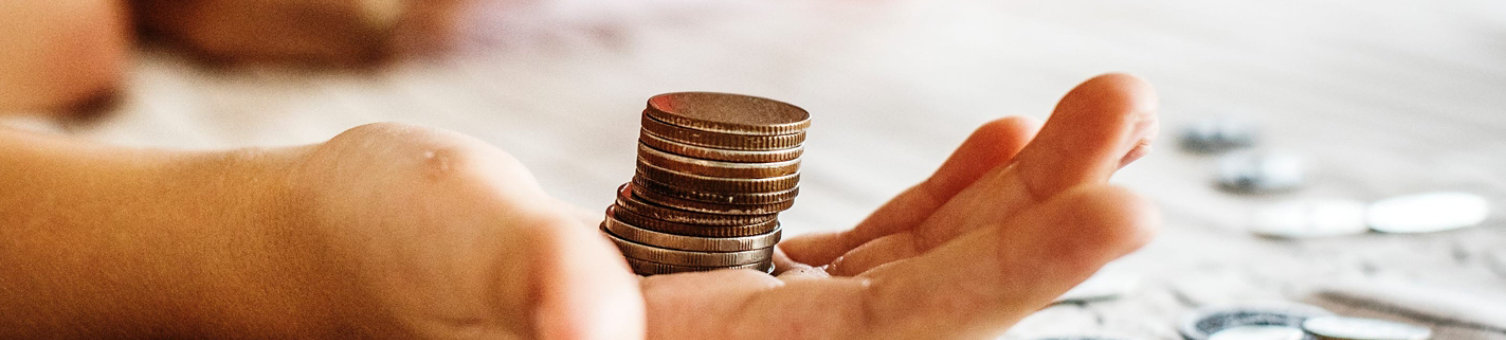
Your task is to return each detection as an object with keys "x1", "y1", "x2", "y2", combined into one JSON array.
[{"x1": 3, "y1": 0, "x2": 1504, "y2": 338}]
